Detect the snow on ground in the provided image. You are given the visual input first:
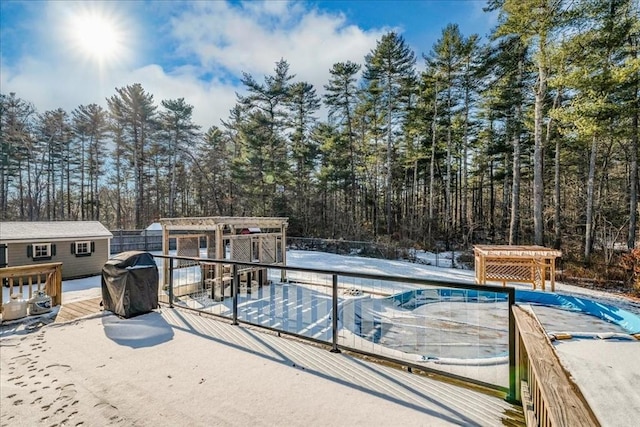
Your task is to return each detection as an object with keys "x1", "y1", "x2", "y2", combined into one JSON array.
[{"x1": 2, "y1": 249, "x2": 639, "y2": 426}]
